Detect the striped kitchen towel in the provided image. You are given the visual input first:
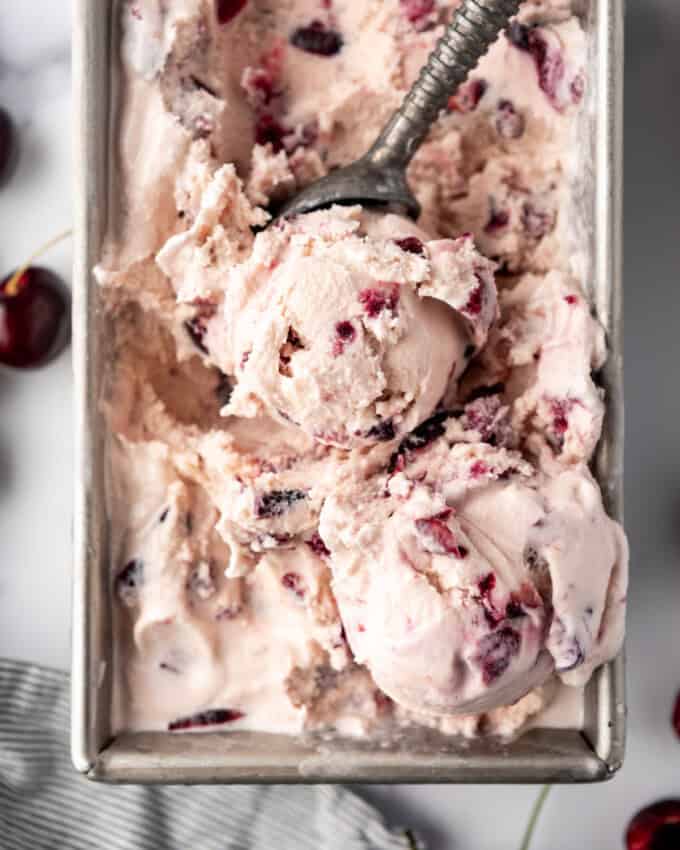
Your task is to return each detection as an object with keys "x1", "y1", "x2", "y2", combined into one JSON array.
[{"x1": 0, "y1": 658, "x2": 417, "y2": 850}]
